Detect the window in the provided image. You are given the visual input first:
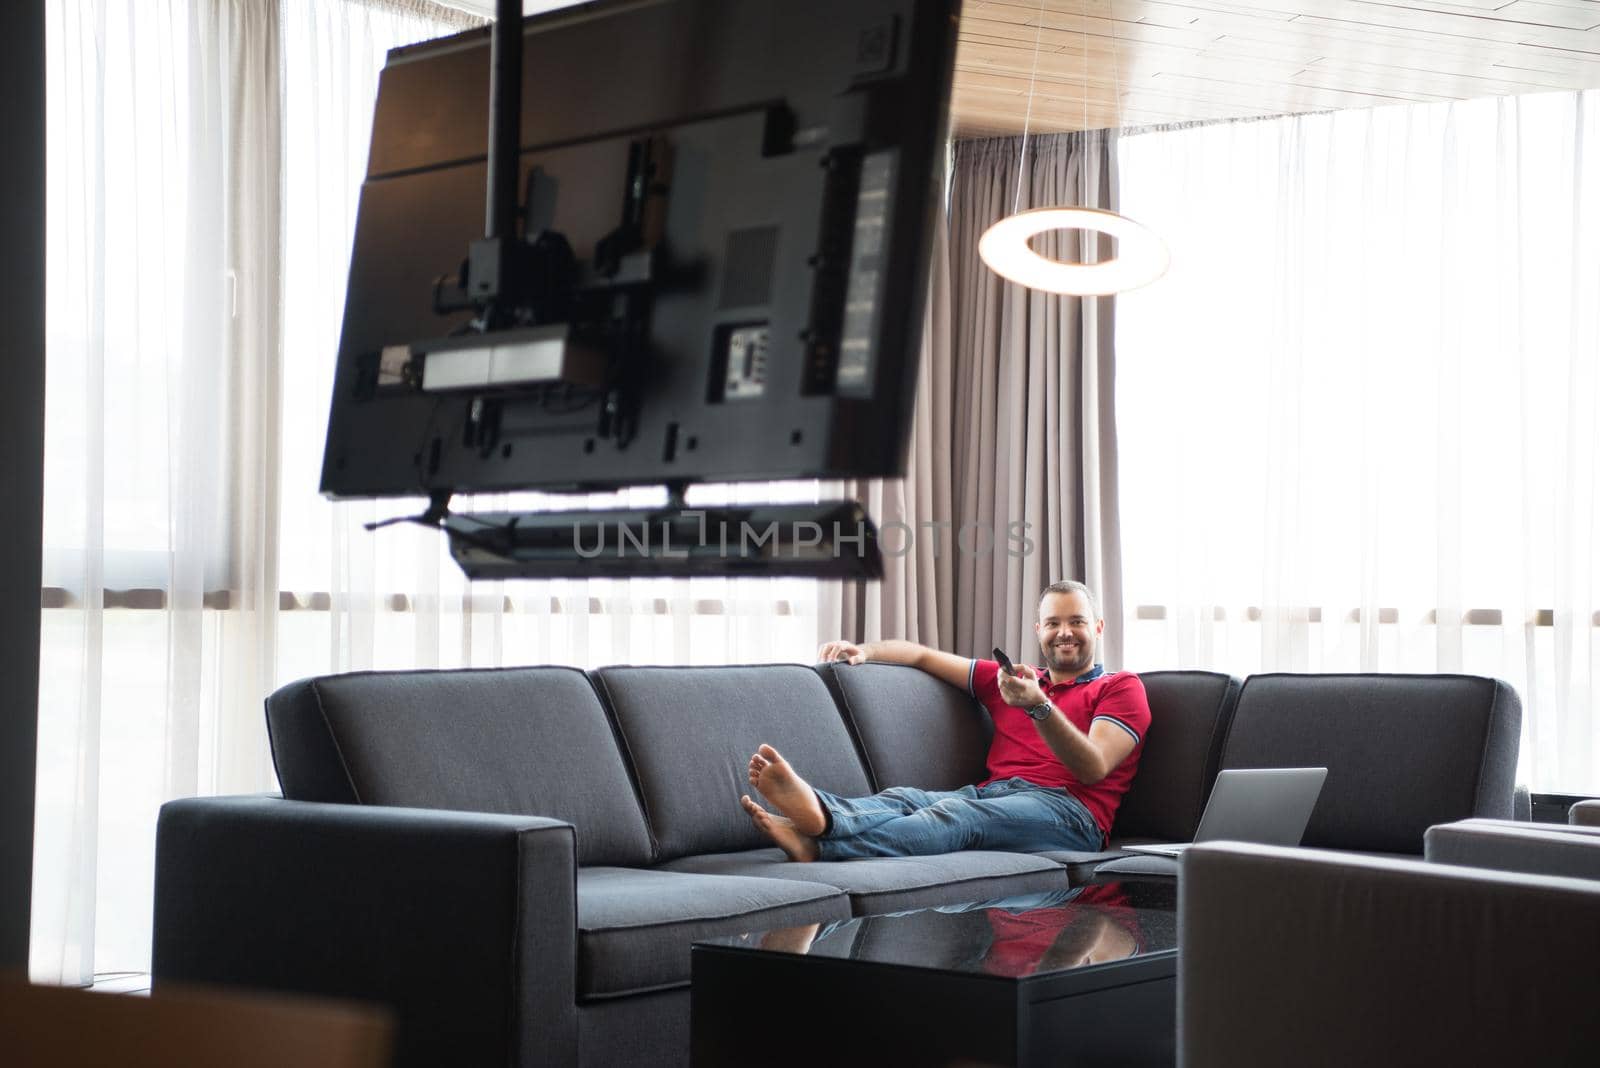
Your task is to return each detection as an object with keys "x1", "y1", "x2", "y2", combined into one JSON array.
[{"x1": 1115, "y1": 92, "x2": 1600, "y2": 793}]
